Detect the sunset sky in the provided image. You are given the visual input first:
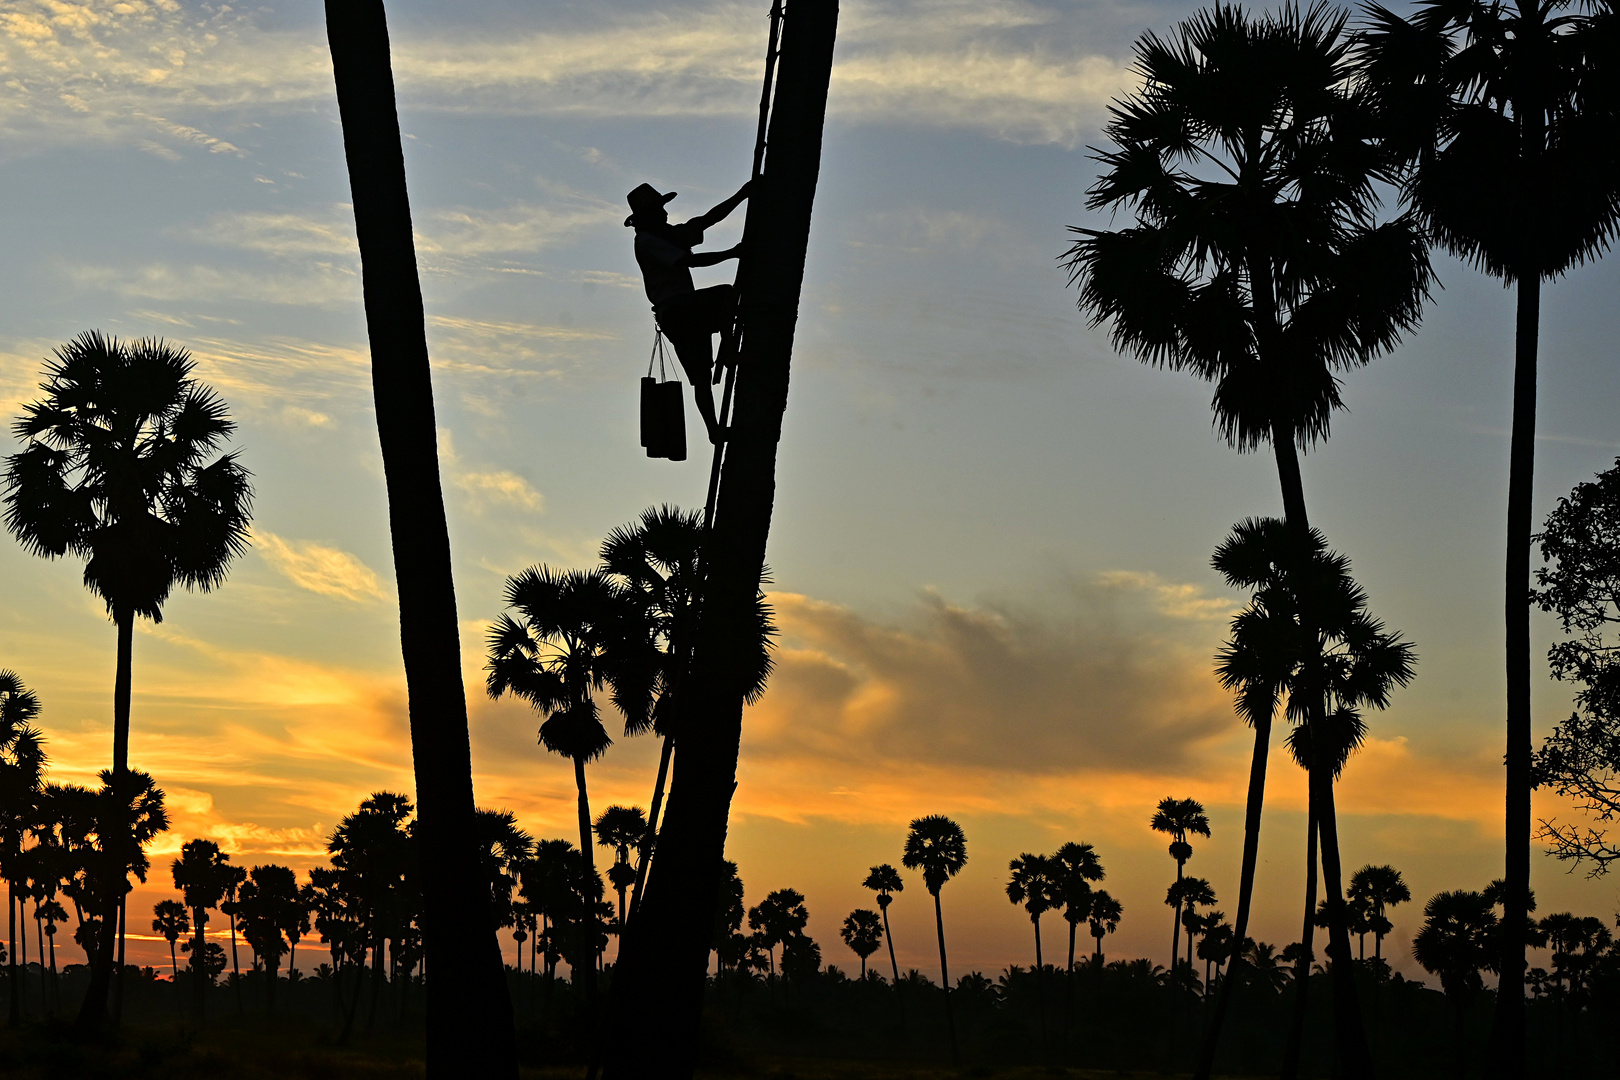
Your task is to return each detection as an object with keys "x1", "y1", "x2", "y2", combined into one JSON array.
[{"x1": 1, "y1": 0, "x2": 1618, "y2": 981}]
